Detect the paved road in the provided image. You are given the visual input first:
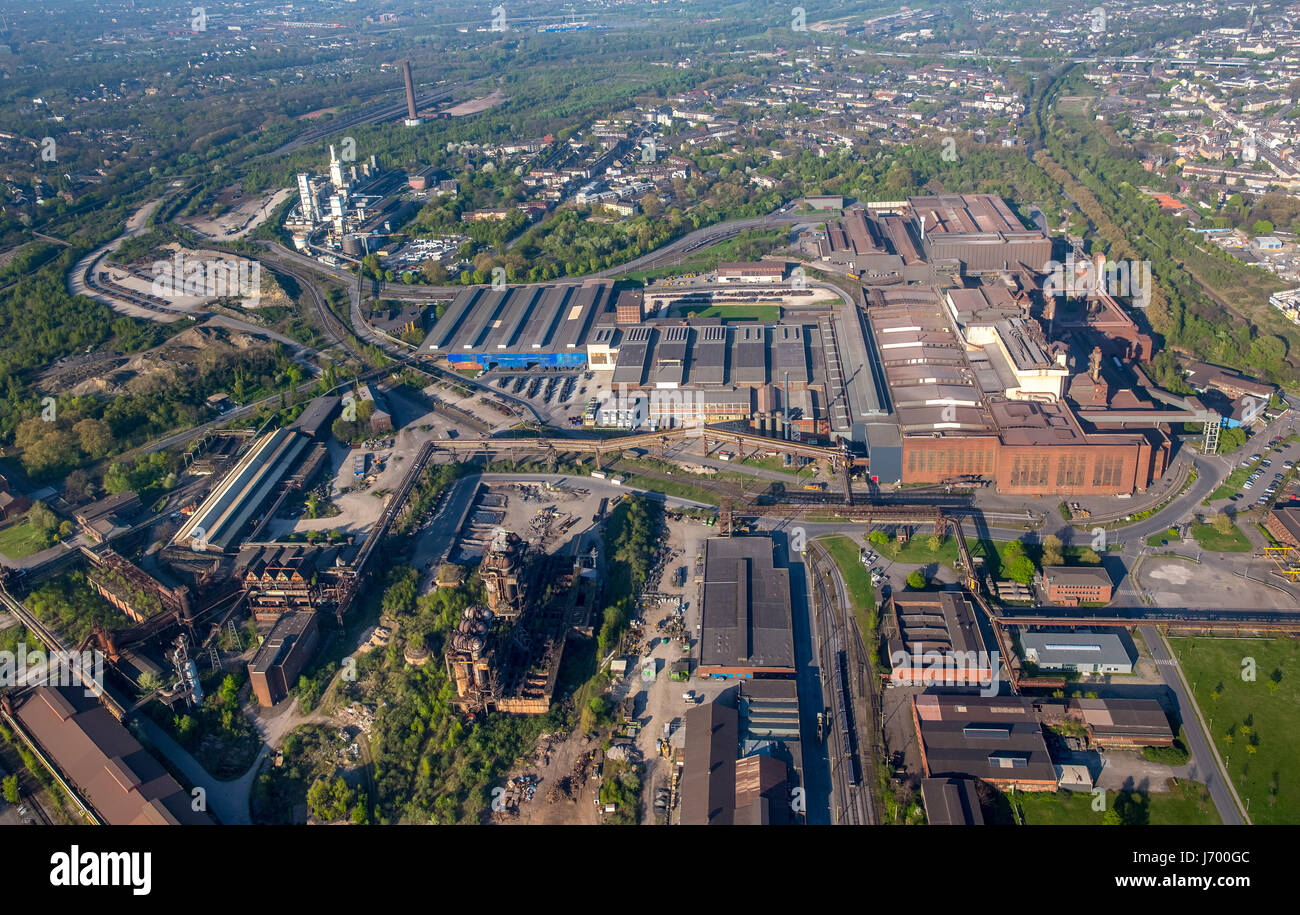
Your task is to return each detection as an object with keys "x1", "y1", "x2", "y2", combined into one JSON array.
[
  {"x1": 1140, "y1": 626, "x2": 1246, "y2": 825},
  {"x1": 590, "y1": 212, "x2": 812, "y2": 277},
  {"x1": 134, "y1": 714, "x2": 262, "y2": 825}
]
